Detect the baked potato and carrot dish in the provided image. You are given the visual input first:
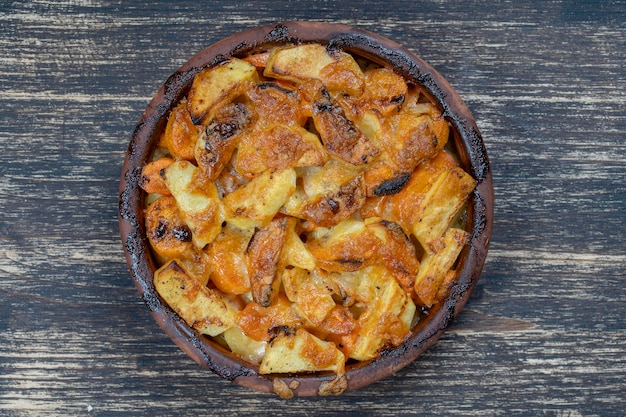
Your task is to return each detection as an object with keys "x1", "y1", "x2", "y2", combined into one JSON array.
[{"x1": 138, "y1": 43, "x2": 476, "y2": 396}]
